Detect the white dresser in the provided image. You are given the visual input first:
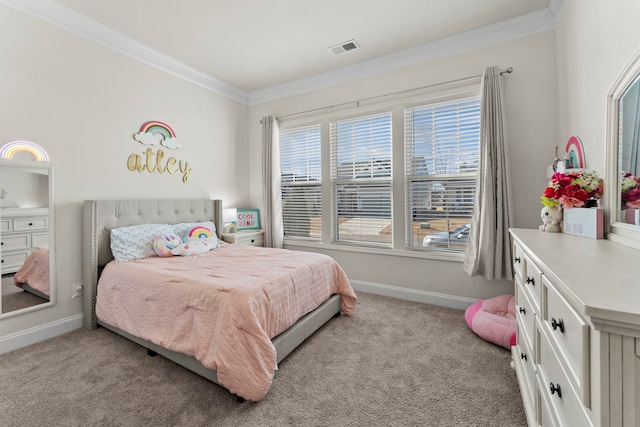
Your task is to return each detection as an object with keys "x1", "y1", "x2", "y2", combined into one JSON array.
[
  {"x1": 510, "y1": 228, "x2": 640, "y2": 427},
  {"x1": 1, "y1": 207, "x2": 49, "y2": 274}
]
